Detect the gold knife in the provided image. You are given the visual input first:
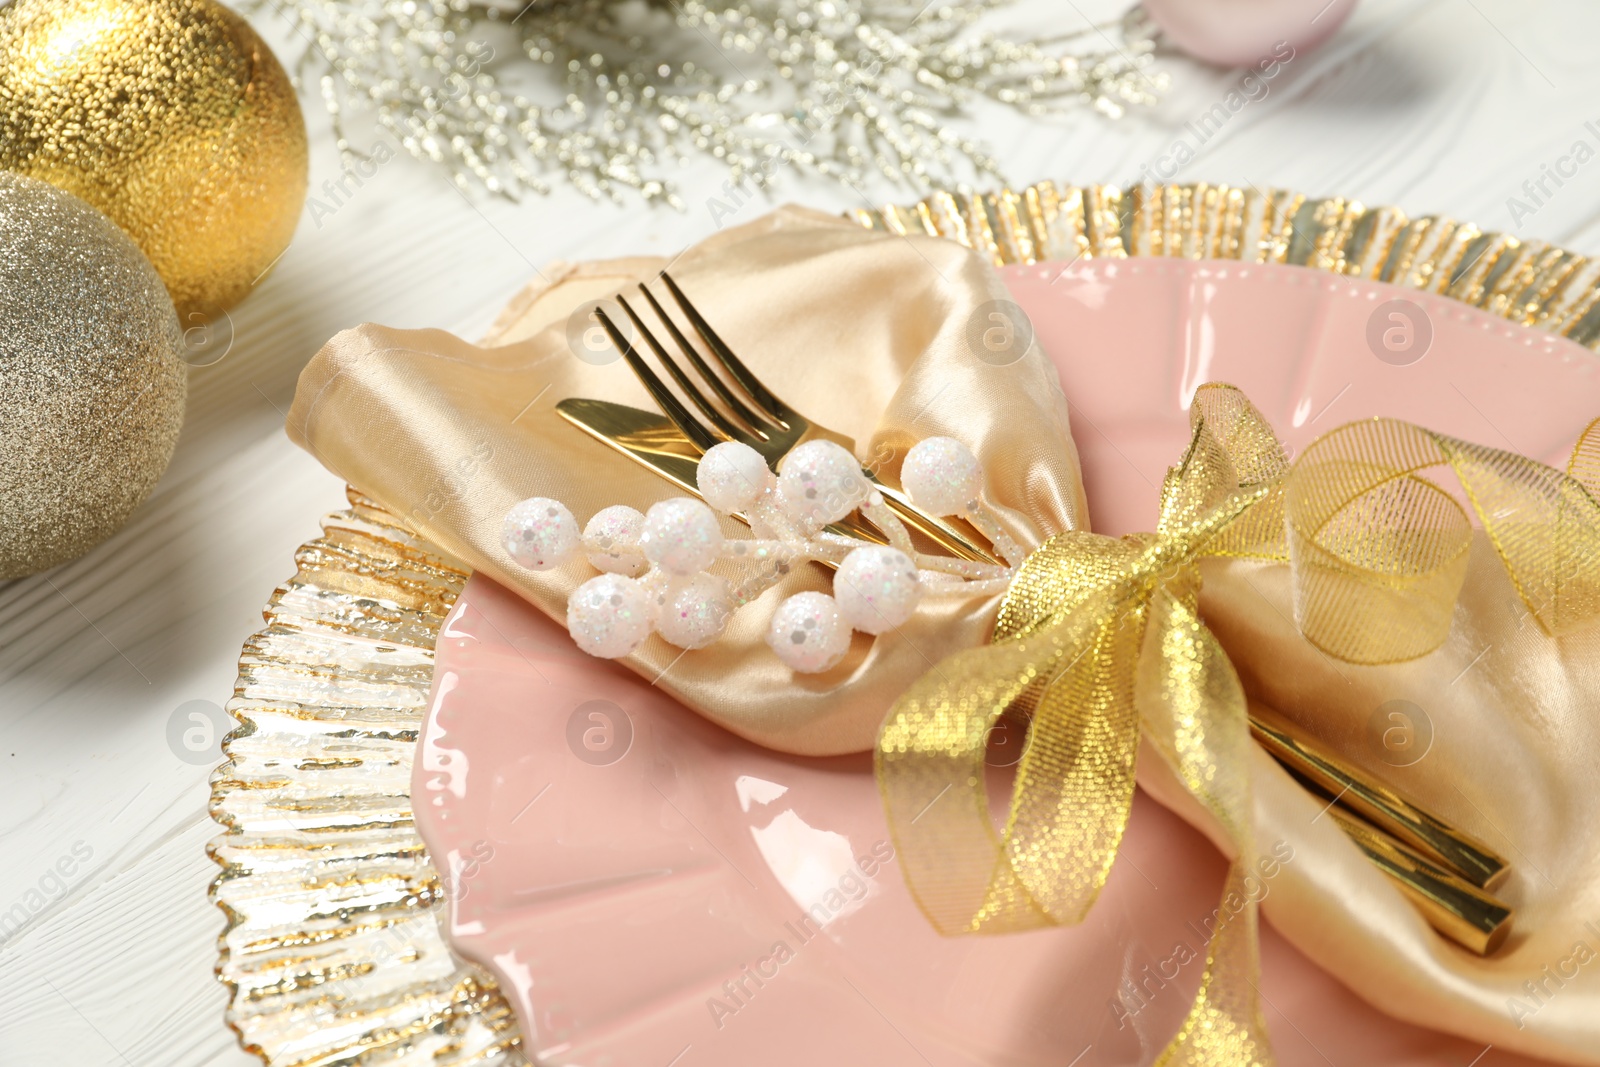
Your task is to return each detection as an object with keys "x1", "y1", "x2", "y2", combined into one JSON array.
[
  {"x1": 556, "y1": 396, "x2": 1001, "y2": 563},
  {"x1": 558, "y1": 397, "x2": 705, "y2": 495},
  {"x1": 559, "y1": 395, "x2": 1014, "y2": 559},
  {"x1": 556, "y1": 397, "x2": 890, "y2": 554}
]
